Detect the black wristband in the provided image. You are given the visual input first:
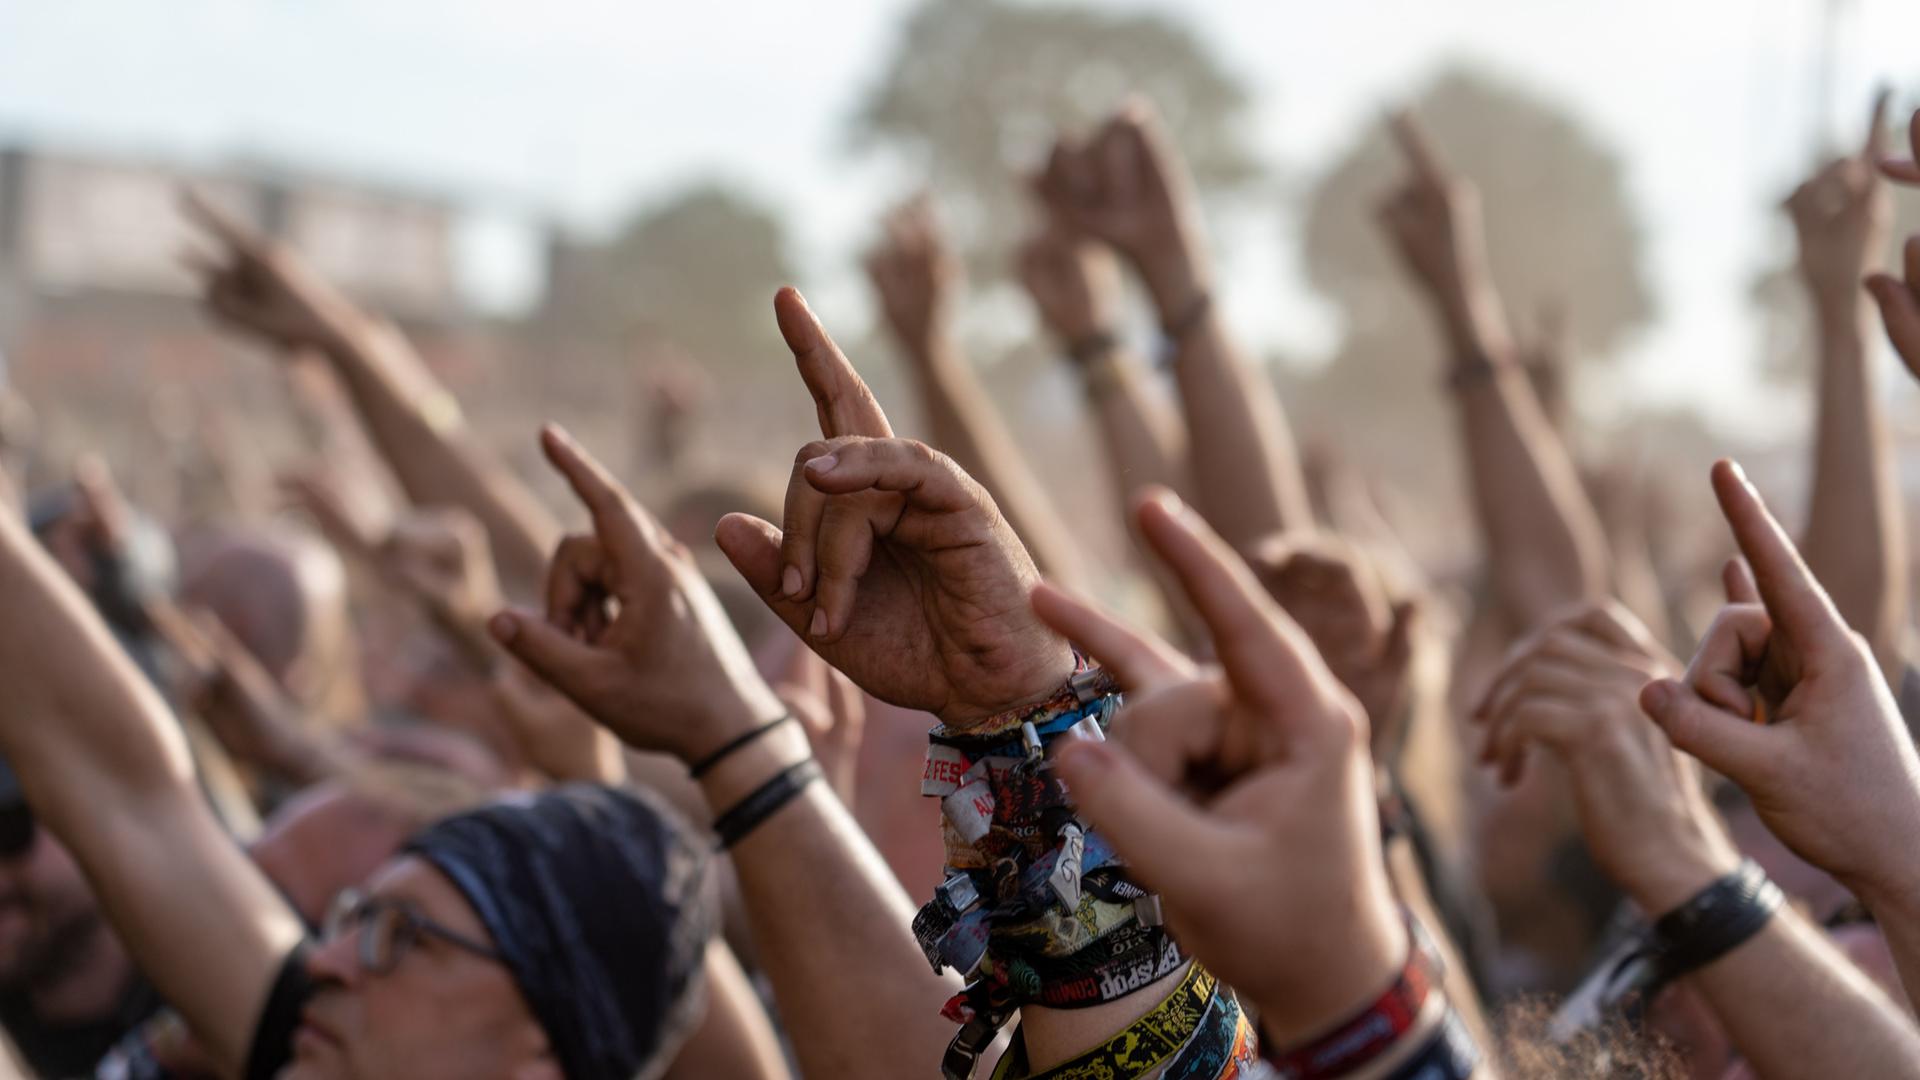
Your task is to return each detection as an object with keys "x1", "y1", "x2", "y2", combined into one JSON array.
[
  {"x1": 1444, "y1": 353, "x2": 1502, "y2": 392},
  {"x1": 688, "y1": 713, "x2": 794, "y2": 778},
  {"x1": 712, "y1": 759, "x2": 821, "y2": 850},
  {"x1": 1155, "y1": 291, "x2": 1213, "y2": 369},
  {"x1": 1065, "y1": 329, "x2": 1120, "y2": 367},
  {"x1": 1649, "y1": 858, "x2": 1783, "y2": 979}
]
